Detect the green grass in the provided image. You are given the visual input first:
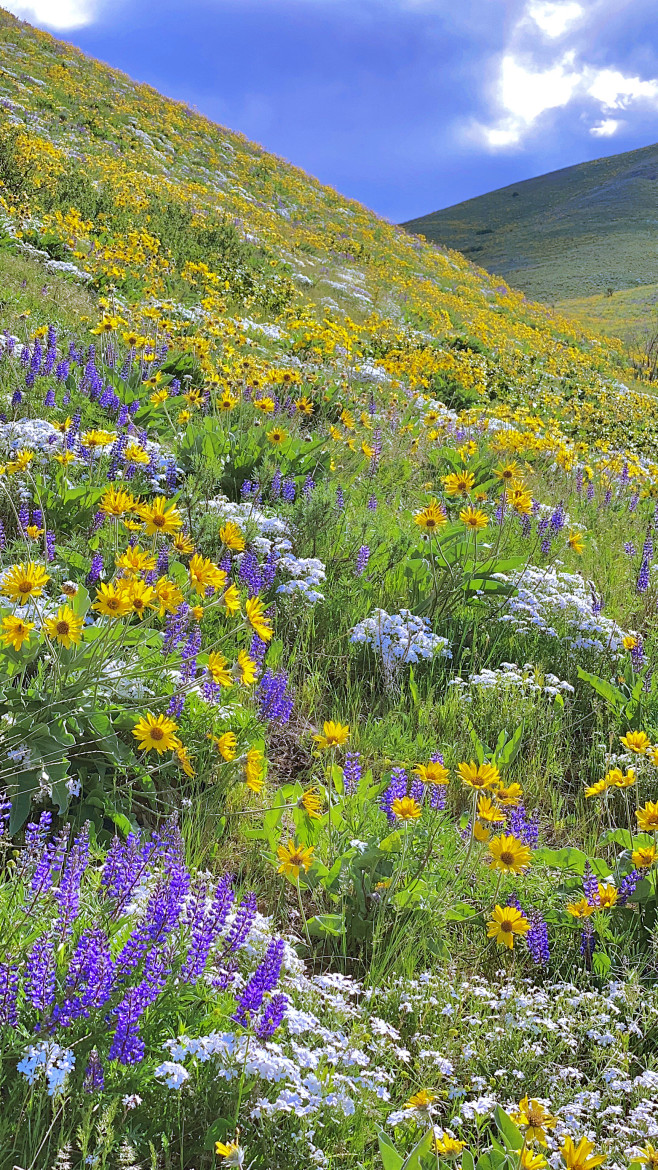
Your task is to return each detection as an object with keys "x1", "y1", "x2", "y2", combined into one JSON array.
[{"x1": 402, "y1": 141, "x2": 658, "y2": 304}]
